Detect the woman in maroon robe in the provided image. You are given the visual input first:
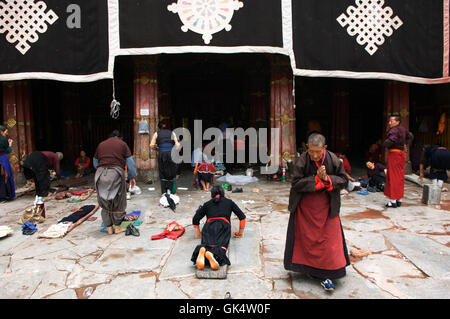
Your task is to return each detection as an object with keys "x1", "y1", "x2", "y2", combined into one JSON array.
[
  {"x1": 284, "y1": 133, "x2": 350, "y2": 291},
  {"x1": 383, "y1": 116, "x2": 413, "y2": 208}
]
